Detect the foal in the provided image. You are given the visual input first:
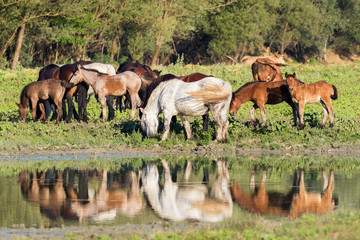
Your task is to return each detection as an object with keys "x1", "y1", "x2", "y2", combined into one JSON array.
[
  {"x1": 69, "y1": 65, "x2": 142, "y2": 121},
  {"x1": 229, "y1": 80, "x2": 298, "y2": 127},
  {"x1": 285, "y1": 73, "x2": 338, "y2": 129},
  {"x1": 17, "y1": 79, "x2": 74, "y2": 122}
]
